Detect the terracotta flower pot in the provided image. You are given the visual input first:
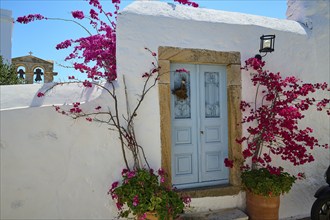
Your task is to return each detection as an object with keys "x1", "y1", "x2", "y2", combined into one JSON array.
[
  {"x1": 136, "y1": 212, "x2": 174, "y2": 220},
  {"x1": 246, "y1": 191, "x2": 280, "y2": 220},
  {"x1": 136, "y1": 212, "x2": 157, "y2": 220}
]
